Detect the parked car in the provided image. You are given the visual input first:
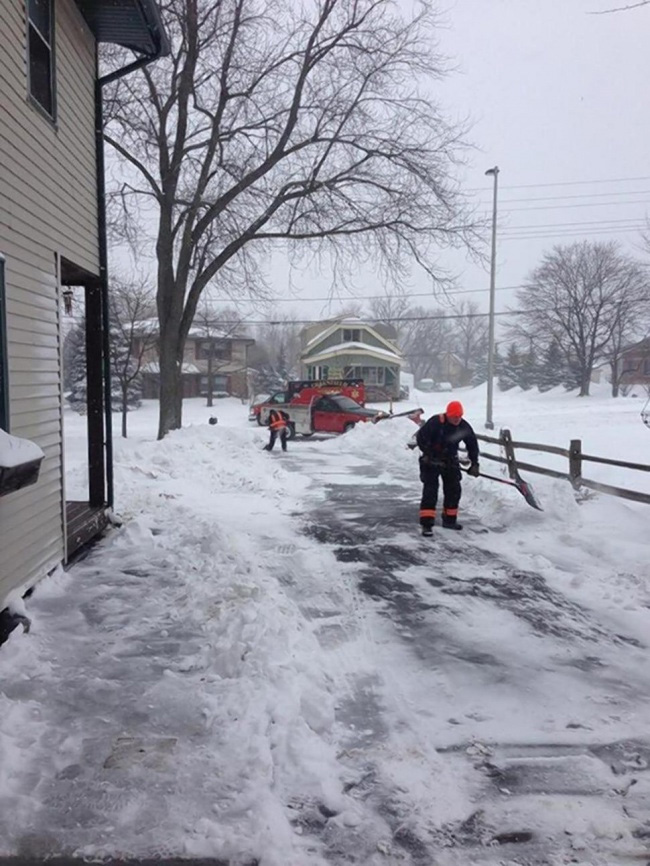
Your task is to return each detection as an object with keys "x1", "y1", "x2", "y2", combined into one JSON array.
[
  {"x1": 249, "y1": 379, "x2": 366, "y2": 425},
  {"x1": 260, "y1": 393, "x2": 379, "y2": 437}
]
